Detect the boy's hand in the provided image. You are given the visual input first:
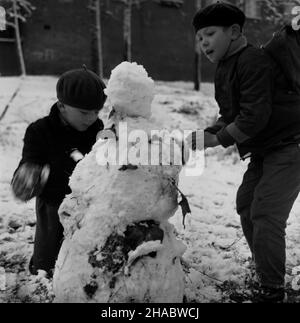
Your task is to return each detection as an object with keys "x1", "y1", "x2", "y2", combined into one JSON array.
[
  {"x1": 204, "y1": 132, "x2": 220, "y2": 148},
  {"x1": 11, "y1": 163, "x2": 50, "y2": 202},
  {"x1": 185, "y1": 131, "x2": 204, "y2": 151},
  {"x1": 186, "y1": 131, "x2": 220, "y2": 150}
]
